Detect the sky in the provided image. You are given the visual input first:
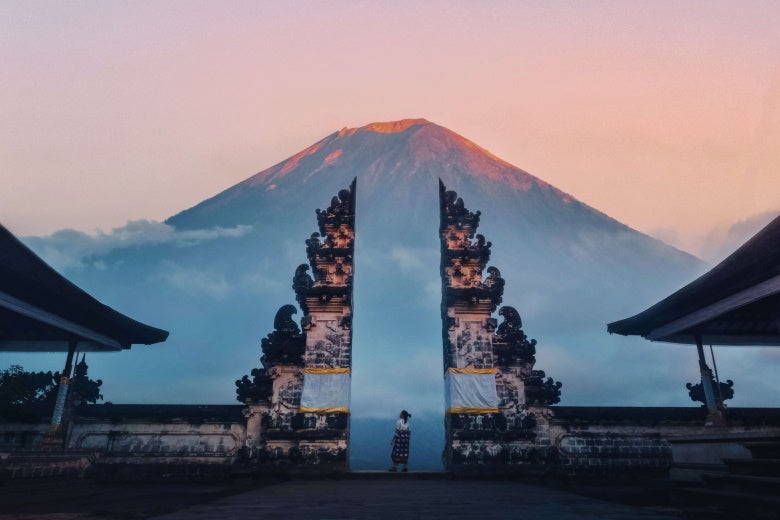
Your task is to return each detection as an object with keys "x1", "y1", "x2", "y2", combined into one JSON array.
[{"x1": 1, "y1": 1, "x2": 778, "y2": 255}]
